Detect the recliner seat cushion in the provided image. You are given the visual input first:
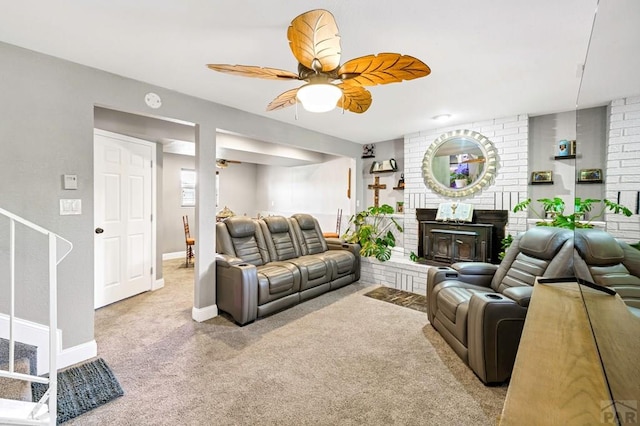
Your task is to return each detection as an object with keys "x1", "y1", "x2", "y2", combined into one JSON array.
[{"x1": 438, "y1": 287, "x2": 484, "y2": 324}]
